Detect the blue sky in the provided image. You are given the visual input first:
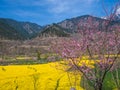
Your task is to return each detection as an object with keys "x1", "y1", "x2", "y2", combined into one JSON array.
[{"x1": 0, "y1": 0, "x2": 119, "y2": 25}]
